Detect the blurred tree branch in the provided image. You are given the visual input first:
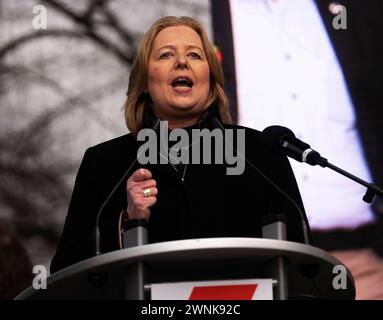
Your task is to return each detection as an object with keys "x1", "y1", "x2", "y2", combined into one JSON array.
[
  {"x1": 42, "y1": 0, "x2": 137, "y2": 64},
  {"x1": 0, "y1": 73, "x2": 125, "y2": 245},
  {"x1": 0, "y1": 30, "x2": 86, "y2": 60},
  {"x1": 0, "y1": 0, "x2": 139, "y2": 64}
]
